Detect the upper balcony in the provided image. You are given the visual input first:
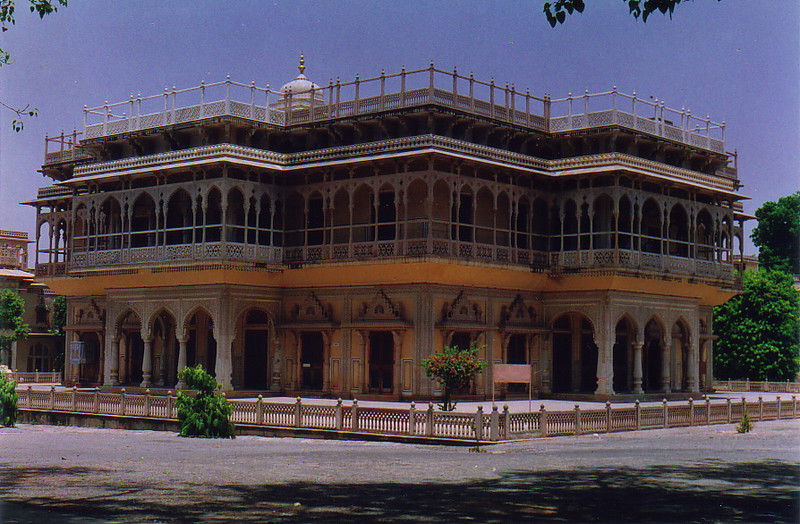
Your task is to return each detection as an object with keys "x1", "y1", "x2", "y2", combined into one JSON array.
[{"x1": 44, "y1": 64, "x2": 728, "y2": 167}]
